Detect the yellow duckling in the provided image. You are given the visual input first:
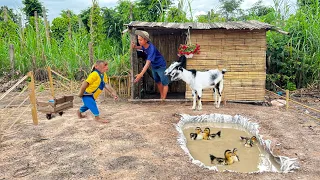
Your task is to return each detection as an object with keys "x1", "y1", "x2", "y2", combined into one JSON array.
[
  {"x1": 209, "y1": 149, "x2": 234, "y2": 165},
  {"x1": 202, "y1": 127, "x2": 211, "y2": 140},
  {"x1": 190, "y1": 127, "x2": 203, "y2": 140},
  {"x1": 203, "y1": 128, "x2": 221, "y2": 140},
  {"x1": 231, "y1": 148, "x2": 240, "y2": 162}
]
